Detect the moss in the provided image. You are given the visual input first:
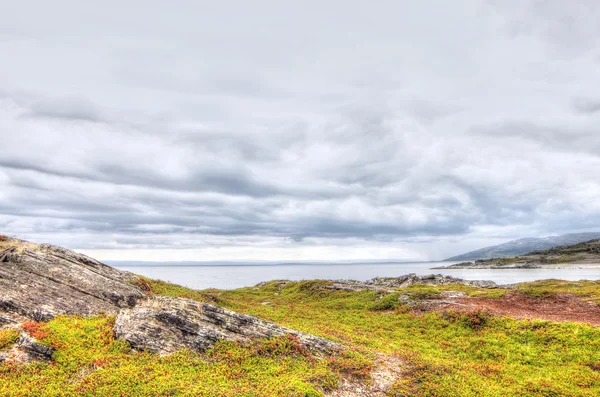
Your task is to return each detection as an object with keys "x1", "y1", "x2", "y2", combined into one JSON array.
[
  {"x1": 0, "y1": 237, "x2": 40, "y2": 254},
  {"x1": 3, "y1": 278, "x2": 600, "y2": 396},
  {"x1": 0, "y1": 329, "x2": 19, "y2": 350},
  {"x1": 369, "y1": 293, "x2": 402, "y2": 311},
  {"x1": 0, "y1": 315, "x2": 366, "y2": 396},
  {"x1": 515, "y1": 279, "x2": 600, "y2": 303},
  {"x1": 141, "y1": 277, "x2": 220, "y2": 303},
  {"x1": 213, "y1": 280, "x2": 600, "y2": 396}
]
